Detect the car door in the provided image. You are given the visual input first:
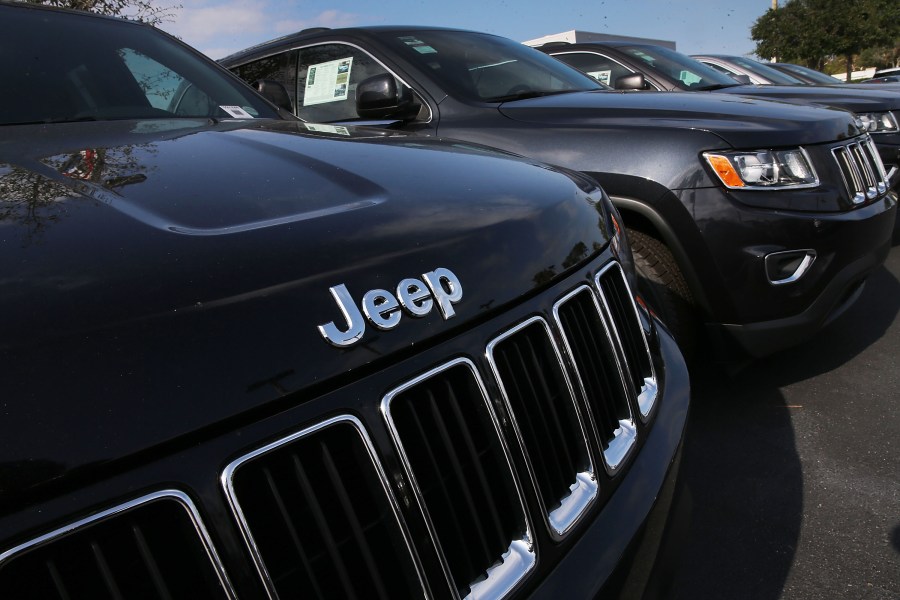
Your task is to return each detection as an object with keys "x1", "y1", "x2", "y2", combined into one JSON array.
[{"x1": 550, "y1": 51, "x2": 659, "y2": 90}]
